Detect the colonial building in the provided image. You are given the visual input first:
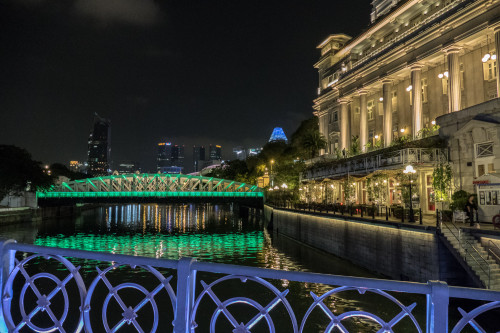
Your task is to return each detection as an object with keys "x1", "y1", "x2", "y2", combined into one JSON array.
[{"x1": 304, "y1": 0, "x2": 500, "y2": 219}]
